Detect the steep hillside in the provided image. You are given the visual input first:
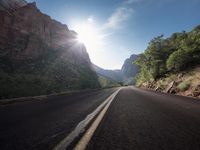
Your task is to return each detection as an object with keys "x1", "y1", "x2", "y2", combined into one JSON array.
[
  {"x1": 92, "y1": 64, "x2": 123, "y2": 82},
  {"x1": 121, "y1": 54, "x2": 139, "y2": 84},
  {"x1": 97, "y1": 74, "x2": 121, "y2": 88},
  {"x1": 140, "y1": 67, "x2": 200, "y2": 99},
  {"x1": 0, "y1": 1, "x2": 100, "y2": 99},
  {"x1": 121, "y1": 54, "x2": 139, "y2": 78},
  {"x1": 135, "y1": 24, "x2": 200, "y2": 99}
]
